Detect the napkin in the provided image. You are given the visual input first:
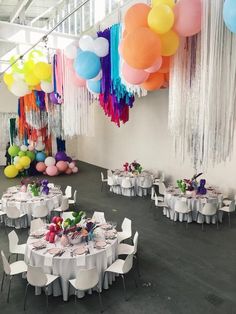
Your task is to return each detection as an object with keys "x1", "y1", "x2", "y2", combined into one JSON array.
[{"x1": 76, "y1": 254, "x2": 86, "y2": 266}]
